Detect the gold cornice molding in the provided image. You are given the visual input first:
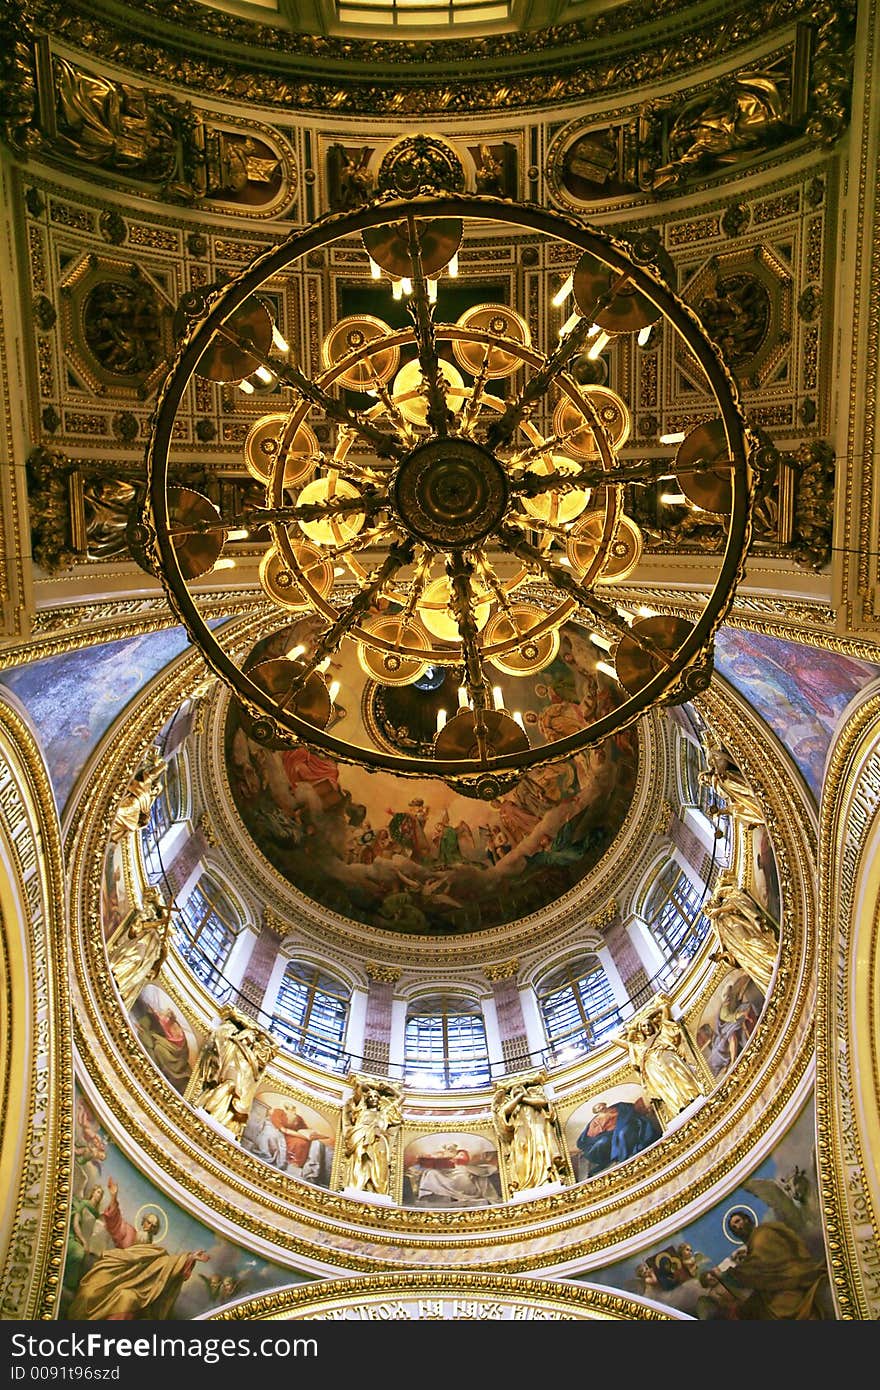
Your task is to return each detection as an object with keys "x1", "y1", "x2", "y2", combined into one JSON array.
[
  {"x1": 210, "y1": 1270, "x2": 679, "y2": 1321},
  {"x1": 19, "y1": 0, "x2": 854, "y2": 117},
  {"x1": 817, "y1": 682, "x2": 880, "y2": 1318},
  {"x1": 62, "y1": 651, "x2": 821, "y2": 1273},
  {"x1": 365, "y1": 962, "x2": 402, "y2": 985},
  {"x1": 0, "y1": 696, "x2": 71, "y2": 1318}
]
